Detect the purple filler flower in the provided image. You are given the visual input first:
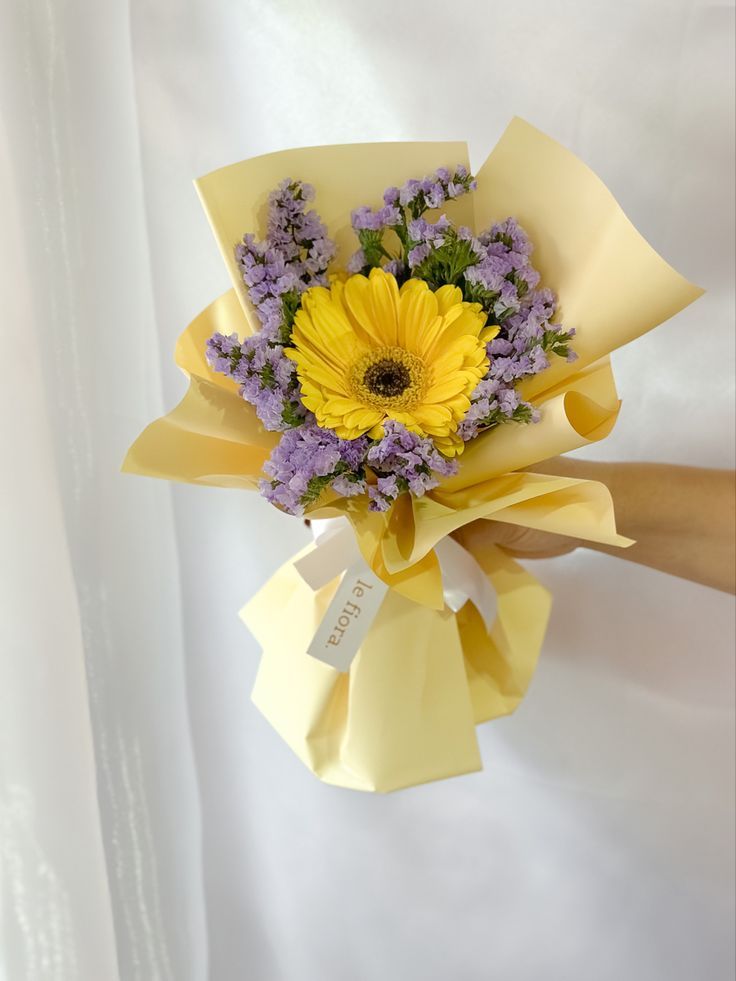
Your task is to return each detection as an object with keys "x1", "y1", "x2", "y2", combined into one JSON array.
[
  {"x1": 366, "y1": 422, "x2": 457, "y2": 511},
  {"x1": 260, "y1": 424, "x2": 369, "y2": 516},
  {"x1": 206, "y1": 331, "x2": 306, "y2": 432},
  {"x1": 233, "y1": 180, "x2": 335, "y2": 343},
  {"x1": 207, "y1": 179, "x2": 336, "y2": 430}
]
